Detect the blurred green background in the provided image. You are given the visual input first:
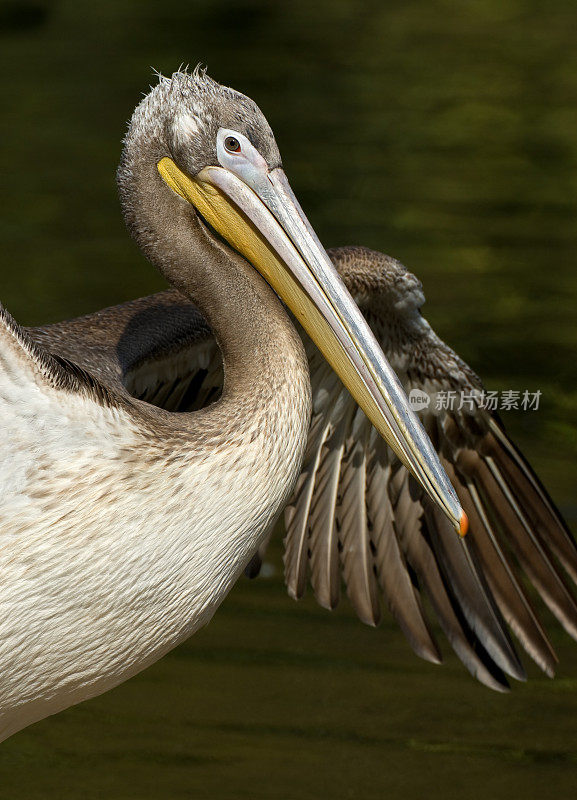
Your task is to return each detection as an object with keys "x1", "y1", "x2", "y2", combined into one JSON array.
[{"x1": 1, "y1": 0, "x2": 577, "y2": 797}]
